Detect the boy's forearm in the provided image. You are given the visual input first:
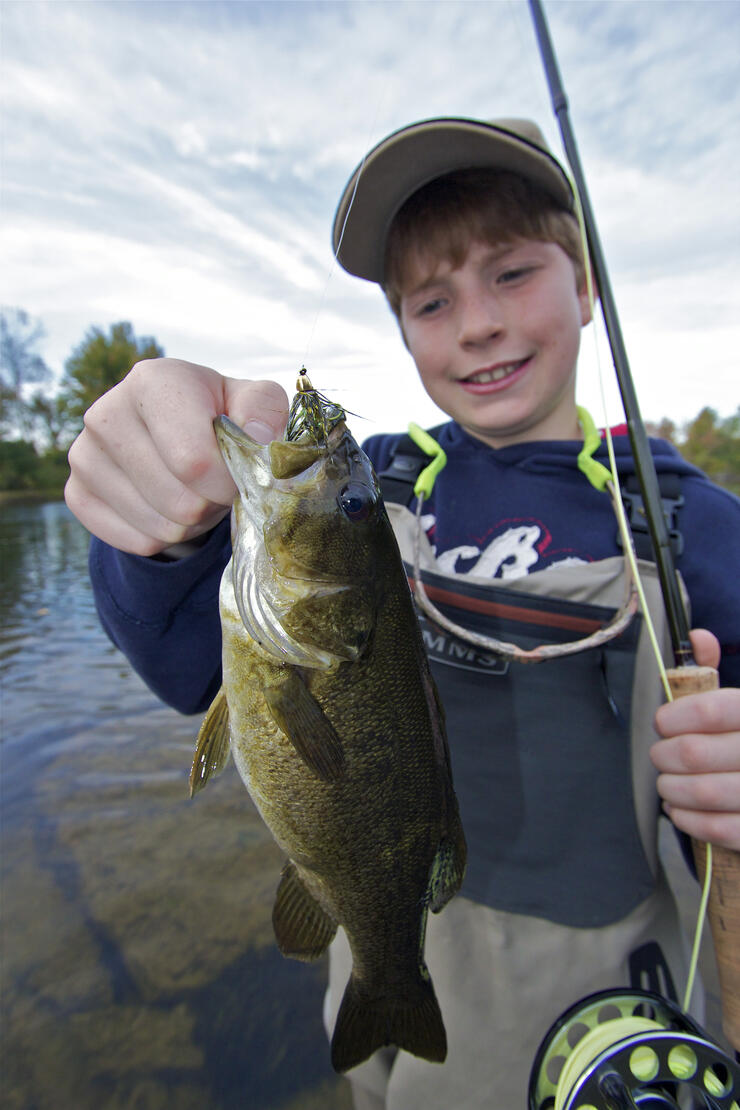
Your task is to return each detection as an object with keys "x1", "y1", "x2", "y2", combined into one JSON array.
[{"x1": 88, "y1": 519, "x2": 231, "y2": 715}]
